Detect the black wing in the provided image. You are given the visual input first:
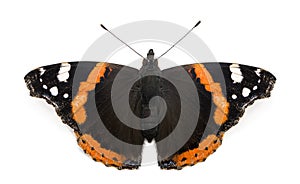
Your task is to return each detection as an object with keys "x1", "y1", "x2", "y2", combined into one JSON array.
[
  {"x1": 24, "y1": 62, "x2": 144, "y2": 169},
  {"x1": 157, "y1": 62, "x2": 276, "y2": 169}
]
